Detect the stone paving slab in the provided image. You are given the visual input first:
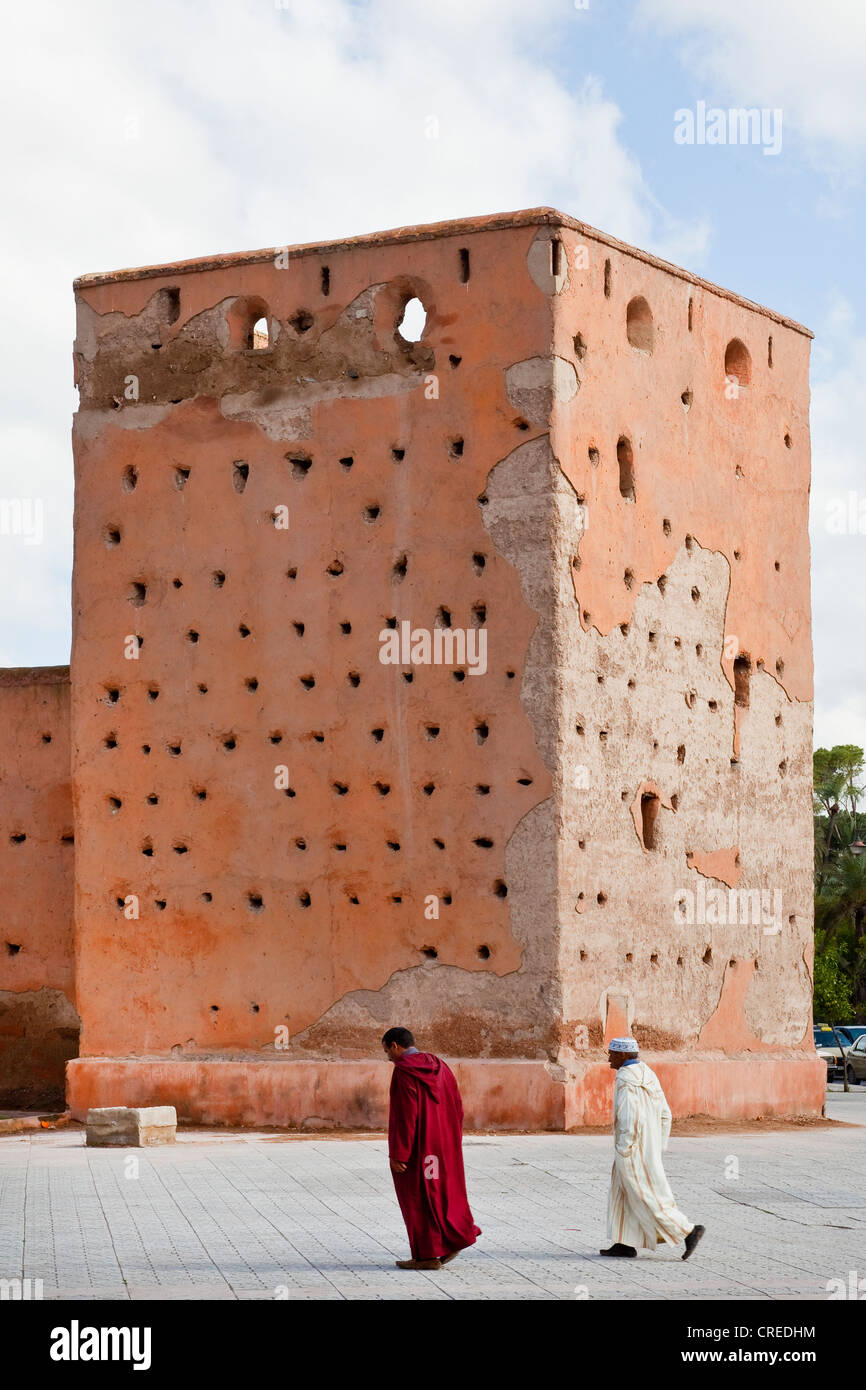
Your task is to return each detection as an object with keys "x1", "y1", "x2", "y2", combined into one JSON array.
[{"x1": 0, "y1": 1091, "x2": 862, "y2": 1301}]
